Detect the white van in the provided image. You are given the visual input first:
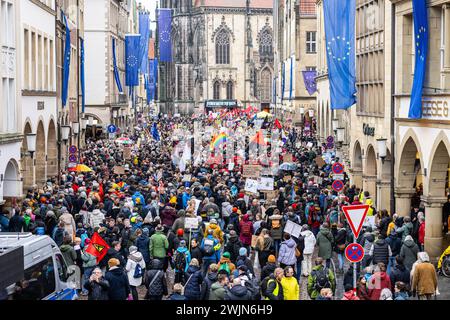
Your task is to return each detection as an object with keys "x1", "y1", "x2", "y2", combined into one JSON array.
[{"x1": 0, "y1": 233, "x2": 78, "y2": 300}]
